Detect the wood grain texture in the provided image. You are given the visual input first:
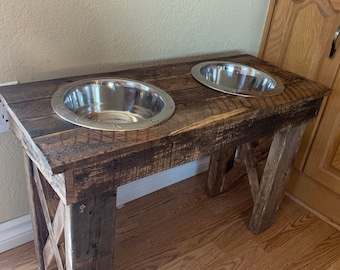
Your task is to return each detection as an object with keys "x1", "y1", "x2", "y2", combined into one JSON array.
[
  {"x1": 248, "y1": 124, "x2": 306, "y2": 234},
  {"x1": 330, "y1": 0, "x2": 340, "y2": 10},
  {"x1": 1, "y1": 54, "x2": 330, "y2": 204},
  {"x1": 281, "y1": 1, "x2": 335, "y2": 79},
  {"x1": 23, "y1": 153, "x2": 48, "y2": 270},
  {"x1": 261, "y1": 0, "x2": 340, "y2": 228},
  {"x1": 332, "y1": 143, "x2": 340, "y2": 170},
  {"x1": 43, "y1": 201, "x2": 65, "y2": 269},
  {"x1": 262, "y1": 0, "x2": 337, "y2": 79},
  {"x1": 257, "y1": 0, "x2": 276, "y2": 58},
  {"x1": 304, "y1": 54, "x2": 340, "y2": 194},
  {"x1": 33, "y1": 165, "x2": 64, "y2": 269},
  {"x1": 261, "y1": 0, "x2": 339, "y2": 170},
  {"x1": 206, "y1": 147, "x2": 237, "y2": 196},
  {"x1": 288, "y1": 167, "x2": 340, "y2": 227},
  {"x1": 2, "y1": 173, "x2": 340, "y2": 270},
  {"x1": 11, "y1": 115, "x2": 67, "y2": 204},
  {"x1": 64, "y1": 193, "x2": 116, "y2": 270},
  {"x1": 242, "y1": 142, "x2": 260, "y2": 201}
]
